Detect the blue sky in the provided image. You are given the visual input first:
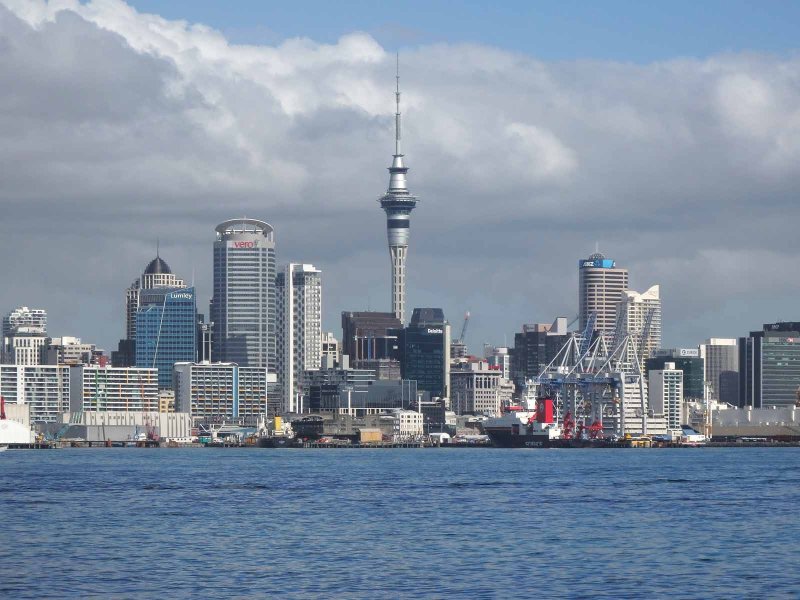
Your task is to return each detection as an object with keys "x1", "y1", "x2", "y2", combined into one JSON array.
[{"x1": 128, "y1": 0, "x2": 800, "y2": 61}]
